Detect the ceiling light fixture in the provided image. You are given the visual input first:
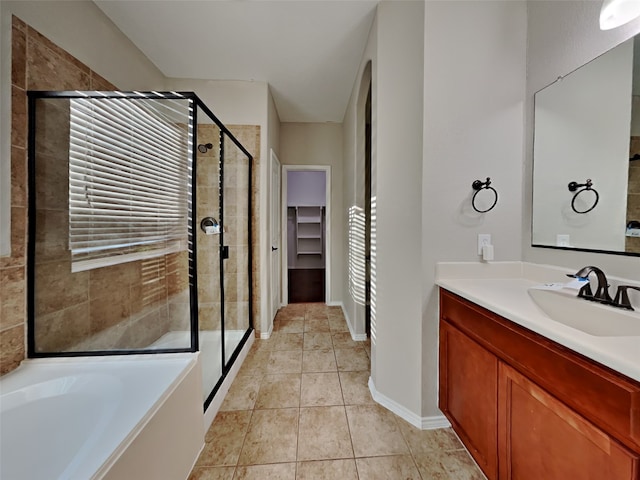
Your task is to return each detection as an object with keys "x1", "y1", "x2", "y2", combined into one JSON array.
[{"x1": 600, "y1": 0, "x2": 640, "y2": 30}]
